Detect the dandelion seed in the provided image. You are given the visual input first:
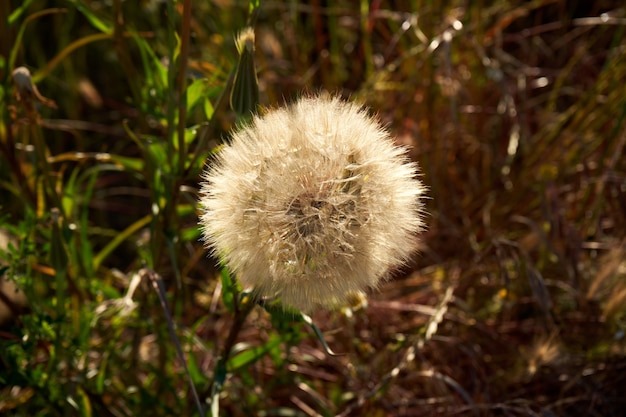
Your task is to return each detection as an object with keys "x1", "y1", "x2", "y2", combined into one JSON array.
[{"x1": 199, "y1": 95, "x2": 425, "y2": 312}]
